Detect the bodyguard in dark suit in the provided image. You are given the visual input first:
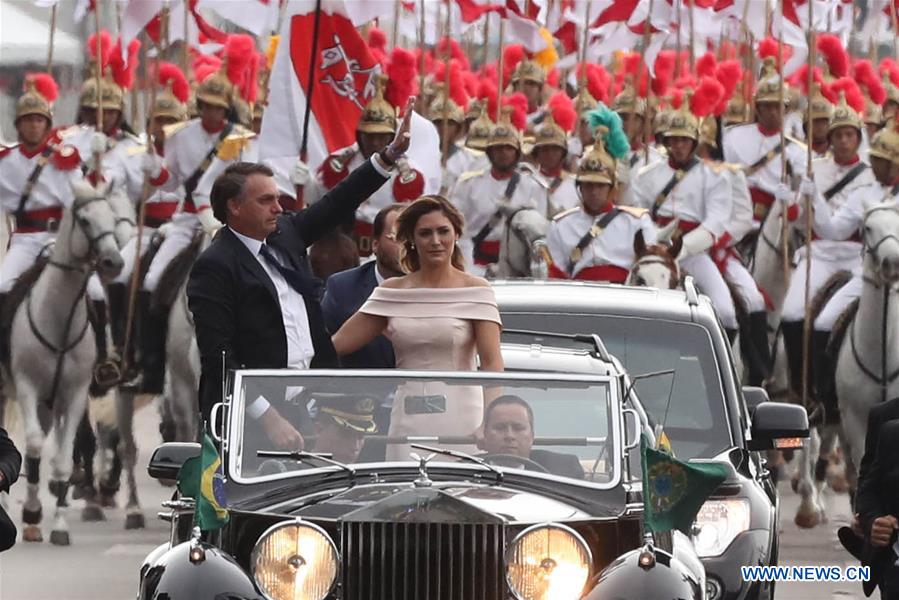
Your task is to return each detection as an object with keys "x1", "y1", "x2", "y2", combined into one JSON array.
[
  {"x1": 188, "y1": 100, "x2": 414, "y2": 446},
  {"x1": 322, "y1": 204, "x2": 404, "y2": 369},
  {"x1": 855, "y1": 397, "x2": 899, "y2": 599},
  {"x1": 0, "y1": 426, "x2": 22, "y2": 552}
]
